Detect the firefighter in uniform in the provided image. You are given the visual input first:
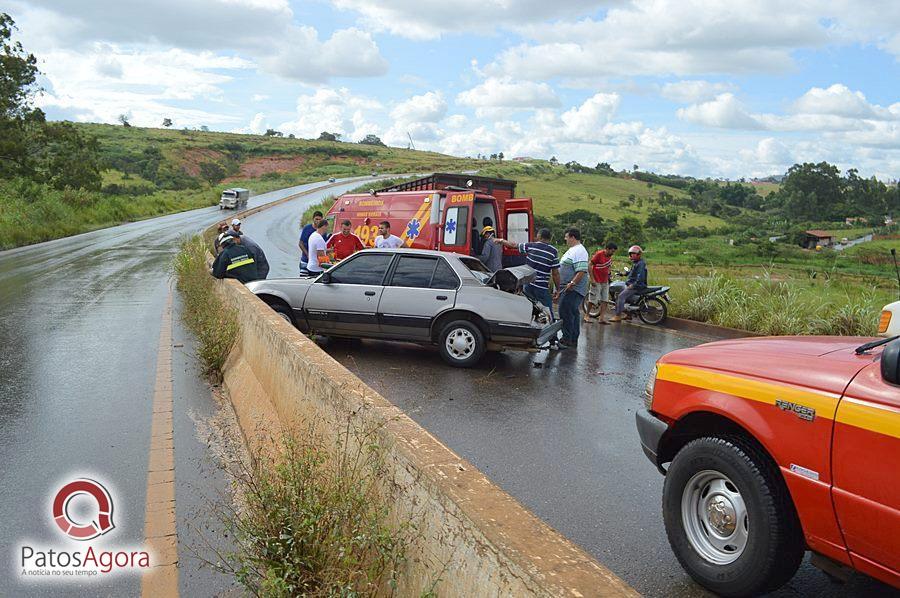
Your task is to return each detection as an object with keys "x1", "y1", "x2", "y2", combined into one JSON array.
[{"x1": 211, "y1": 235, "x2": 259, "y2": 283}]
